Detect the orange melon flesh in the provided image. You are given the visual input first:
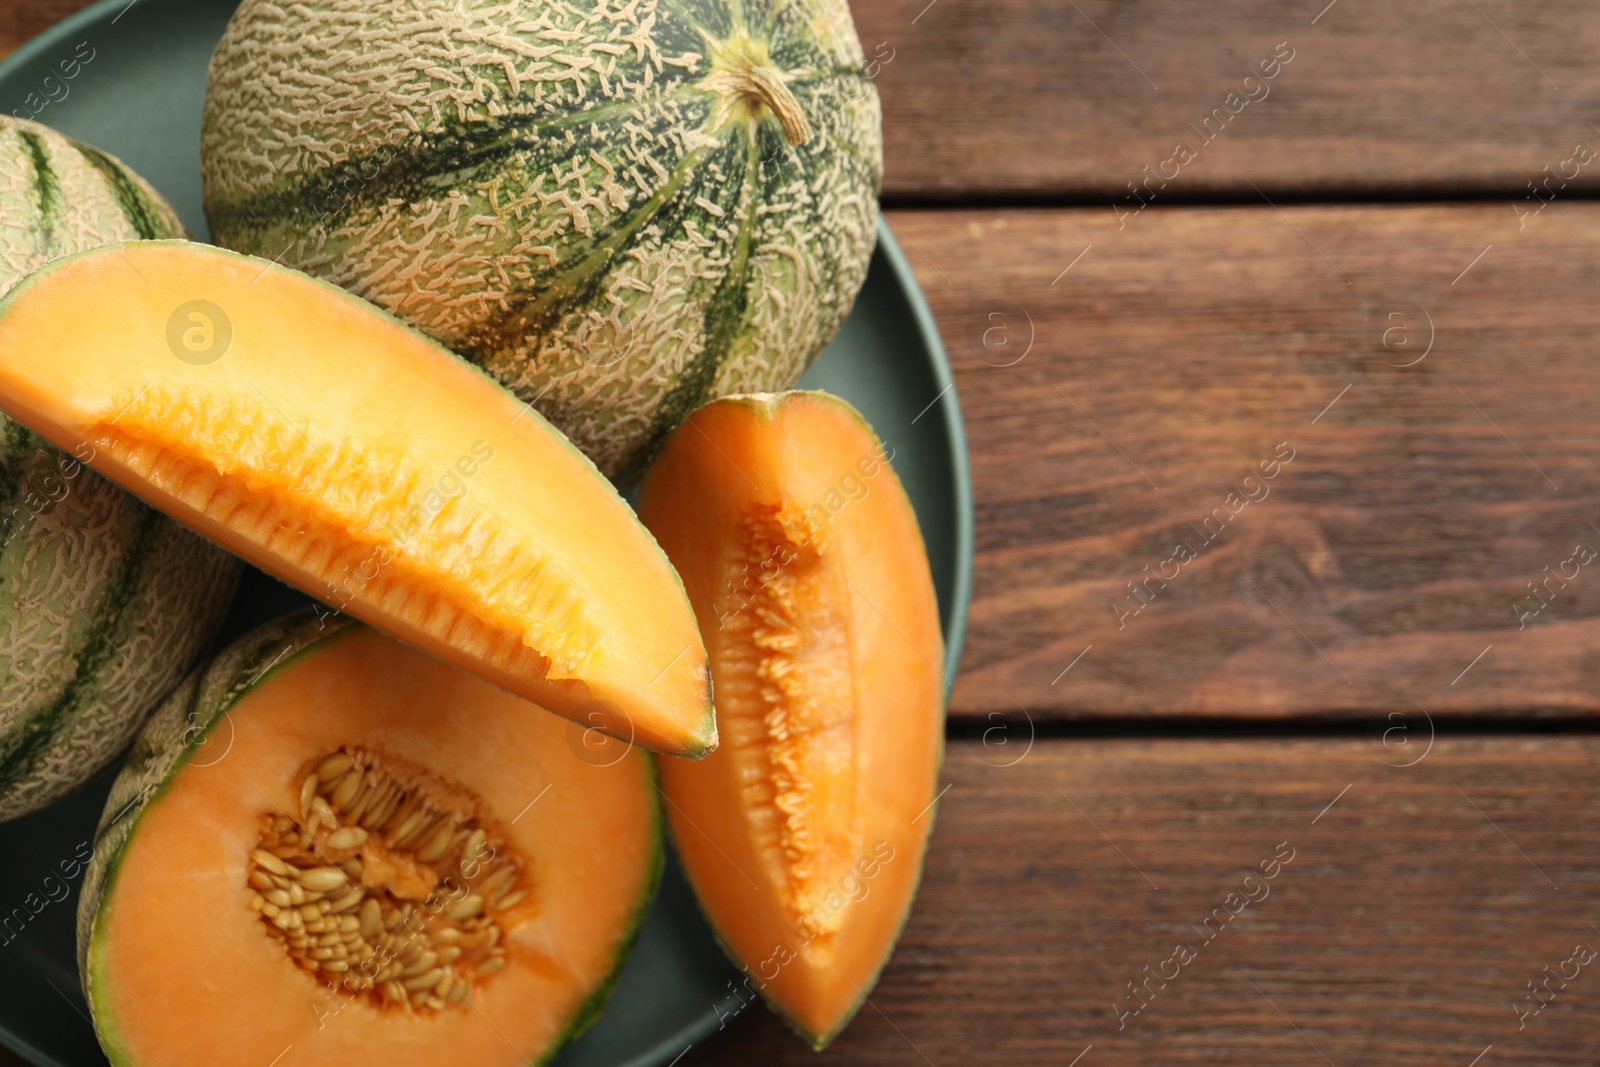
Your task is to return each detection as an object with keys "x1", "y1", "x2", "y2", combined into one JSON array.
[
  {"x1": 86, "y1": 624, "x2": 659, "y2": 1067},
  {"x1": 636, "y1": 392, "x2": 945, "y2": 1047},
  {"x1": 0, "y1": 240, "x2": 712, "y2": 757}
]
